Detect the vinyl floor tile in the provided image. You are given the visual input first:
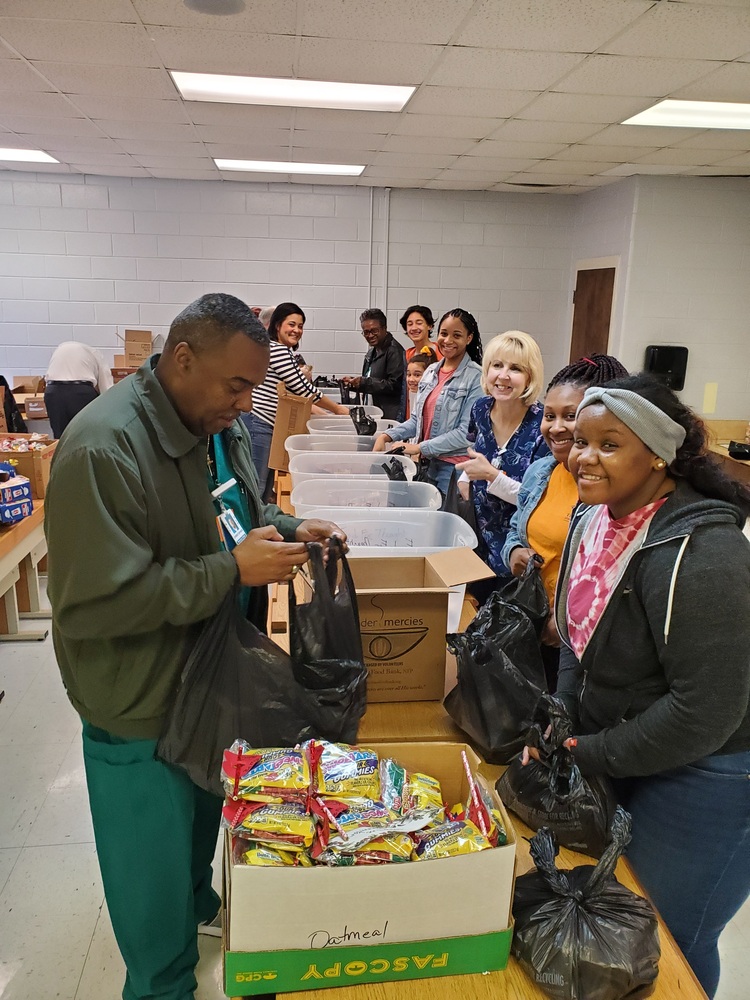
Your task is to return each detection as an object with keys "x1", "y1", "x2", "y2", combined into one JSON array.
[{"x1": 0, "y1": 742, "x2": 72, "y2": 848}]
